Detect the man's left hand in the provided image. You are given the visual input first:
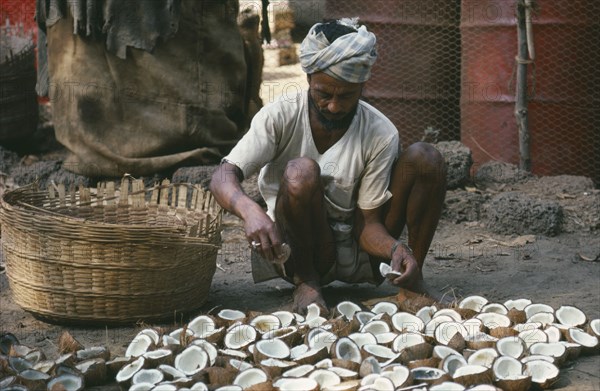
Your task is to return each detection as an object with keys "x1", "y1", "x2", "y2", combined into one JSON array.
[{"x1": 389, "y1": 243, "x2": 419, "y2": 287}]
